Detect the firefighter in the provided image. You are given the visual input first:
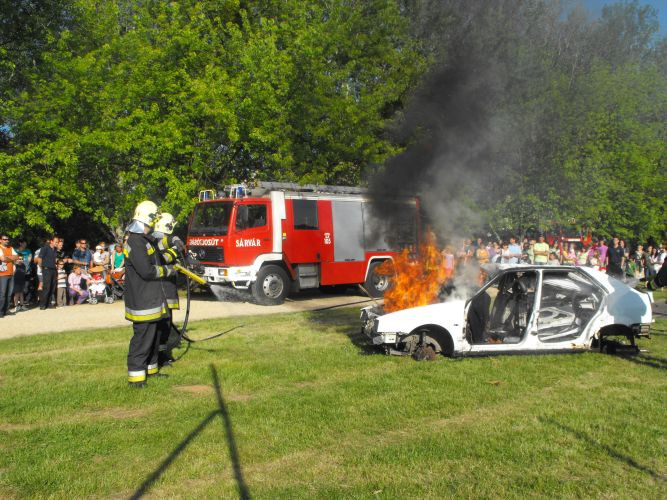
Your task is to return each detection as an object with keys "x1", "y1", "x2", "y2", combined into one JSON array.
[
  {"x1": 153, "y1": 212, "x2": 184, "y2": 366},
  {"x1": 124, "y1": 200, "x2": 175, "y2": 388}
]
